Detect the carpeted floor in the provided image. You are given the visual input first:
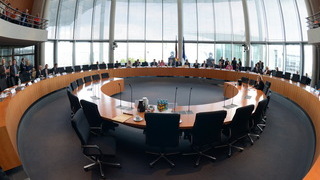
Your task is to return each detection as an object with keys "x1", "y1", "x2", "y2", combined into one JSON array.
[{"x1": 17, "y1": 77, "x2": 315, "y2": 180}]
